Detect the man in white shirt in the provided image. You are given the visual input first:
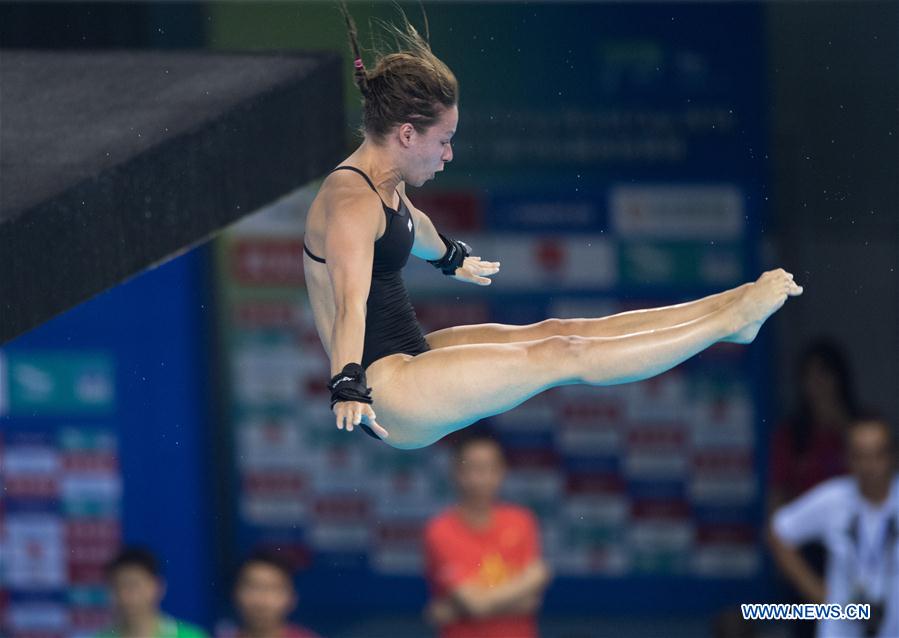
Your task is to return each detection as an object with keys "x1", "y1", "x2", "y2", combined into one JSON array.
[{"x1": 768, "y1": 416, "x2": 898, "y2": 638}]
